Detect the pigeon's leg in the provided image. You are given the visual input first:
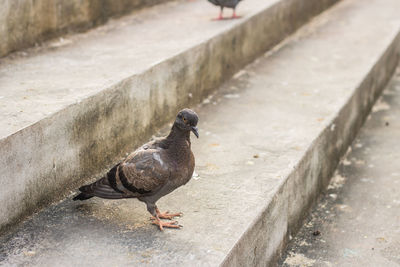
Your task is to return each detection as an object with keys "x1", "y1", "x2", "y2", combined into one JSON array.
[
  {"x1": 231, "y1": 8, "x2": 241, "y2": 19},
  {"x1": 155, "y1": 207, "x2": 182, "y2": 220},
  {"x1": 213, "y1": 6, "x2": 224, "y2": 20}
]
